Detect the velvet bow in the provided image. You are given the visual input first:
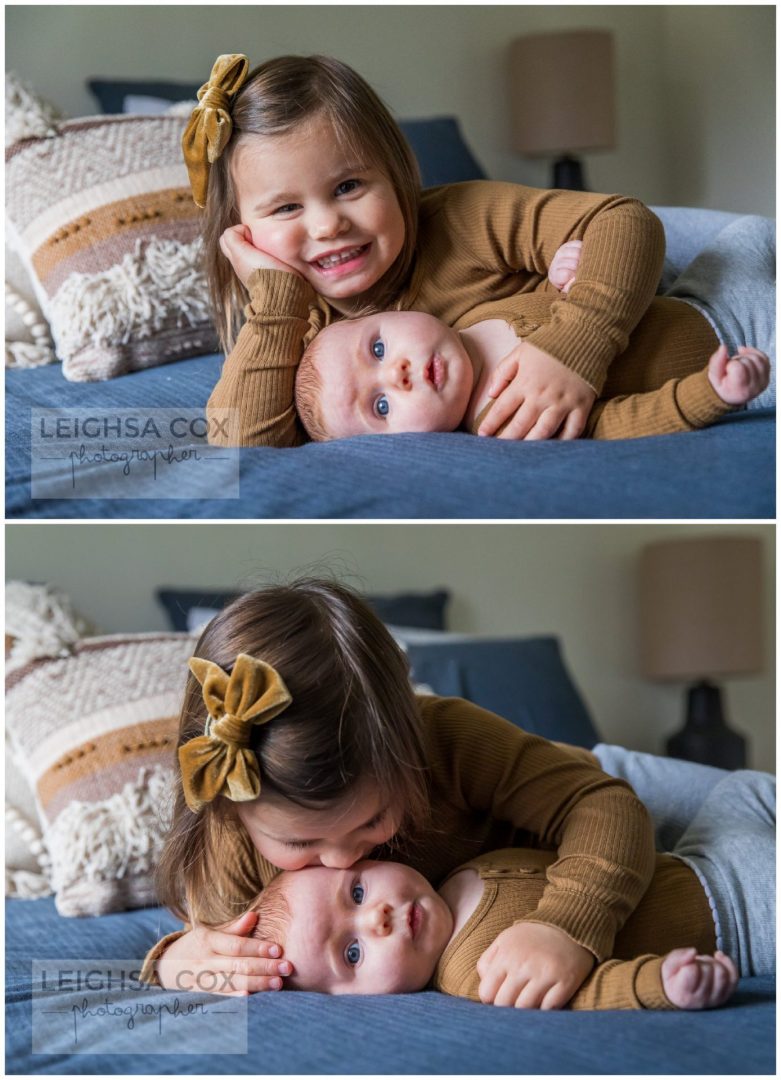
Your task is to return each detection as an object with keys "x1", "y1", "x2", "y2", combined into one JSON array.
[
  {"x1": 179, "y1": 653, "x2": 292, "y2": 813},
  {"x1": 182, "y1": 53, "x2": 250, "y2": 208}
]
